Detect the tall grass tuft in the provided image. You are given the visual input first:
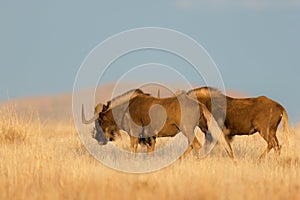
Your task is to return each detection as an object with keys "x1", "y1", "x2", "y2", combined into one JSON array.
[{"x1": 0, "y1": 104, "x2": 38, "y2": 143}]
